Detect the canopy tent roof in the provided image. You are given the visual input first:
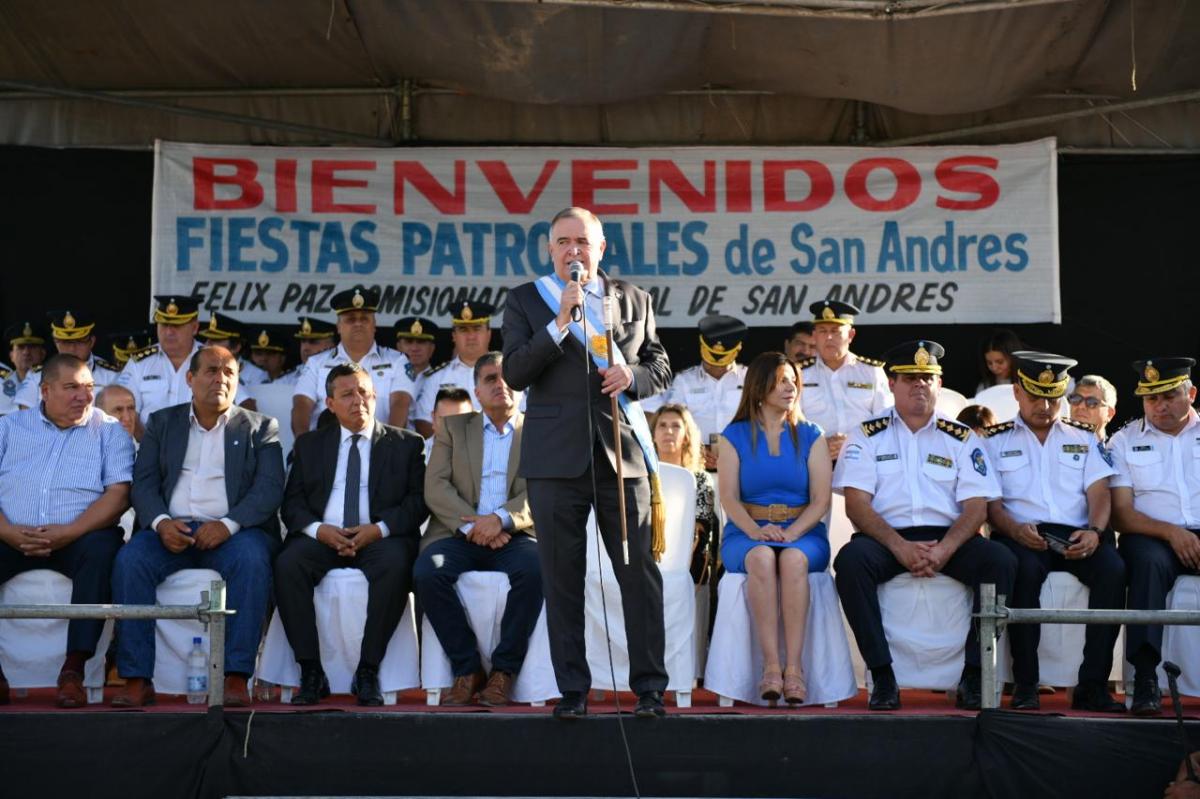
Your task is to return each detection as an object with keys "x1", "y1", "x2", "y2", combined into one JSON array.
[{"x1": 1, "y1": 0, "x2": 1198, "y2": 149}]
